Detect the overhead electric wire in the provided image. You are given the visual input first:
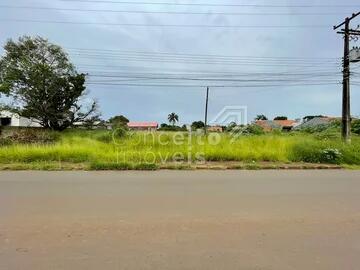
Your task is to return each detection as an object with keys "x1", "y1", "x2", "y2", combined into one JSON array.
[
  {"x1": 71, "y1": 58, "x2": 339, "y2": 67},
  {"x1": 68, "y1": 51, "x2": 339, "y2": 63},
  {"x1": 67, "y1": 48, "x2": 339, "y2": 62},
  {"x1": 0, "y1": 19, "x2": 330, "y2": 29},
  {"x1": 60, "y1": 0, "x2": 360, "y2": 8},
  {"x1": 67, "y1": 50, "x2": 341, "y2": 67},
  {"x1": 0, "y1": 5, "x2": 347, "y2": 16},
  {"x1": 85, "y1": 82, "x2": 341, "y2": 88}
]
